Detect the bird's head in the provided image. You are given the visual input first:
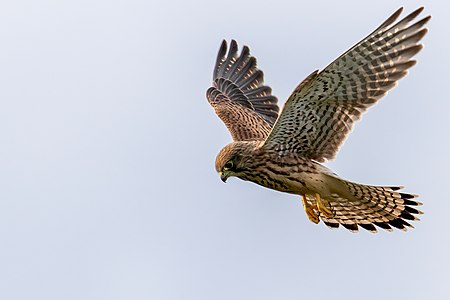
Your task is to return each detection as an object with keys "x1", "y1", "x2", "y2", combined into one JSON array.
[{"x1": 215, "y1": 141, "x2": 259, "y2": 183}]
